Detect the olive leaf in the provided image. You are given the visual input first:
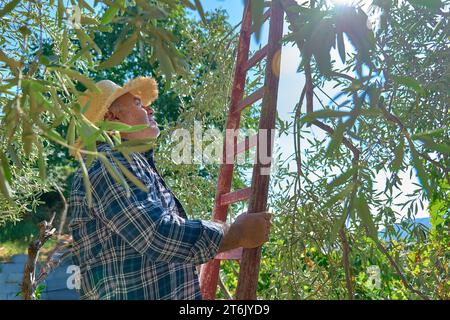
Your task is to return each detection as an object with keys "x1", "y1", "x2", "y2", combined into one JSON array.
[
  {"x1": 99, "y1": 32, "x2": 139, "y2": 70},
  {"x1": 327, "y1": 166, "x2": 358, "y2": 191},
  {"x1": 355, "y1": 195, "x2": 378, "y2": 240},
  {"x1": 49, "y1": 67, "x2": 99, "y2": 93},
  {"x1": 99, "y1": 154, "x2": 131, "y2": 198},
  {"x1": 0, "y1": 0, "x2": 20, "y2": 18},
  {"x1": 78, "y1": 155, "x2": 93, "y2": 208},
  {"x1": 111, "y1": 156, "x2": 148, "y2": 193},
  {"x1": 392, "y1": 136, "x2": 405, "y2": 171},
  {"x1": 410, "y1": 143, "x2": 433, "y2": 198}
]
